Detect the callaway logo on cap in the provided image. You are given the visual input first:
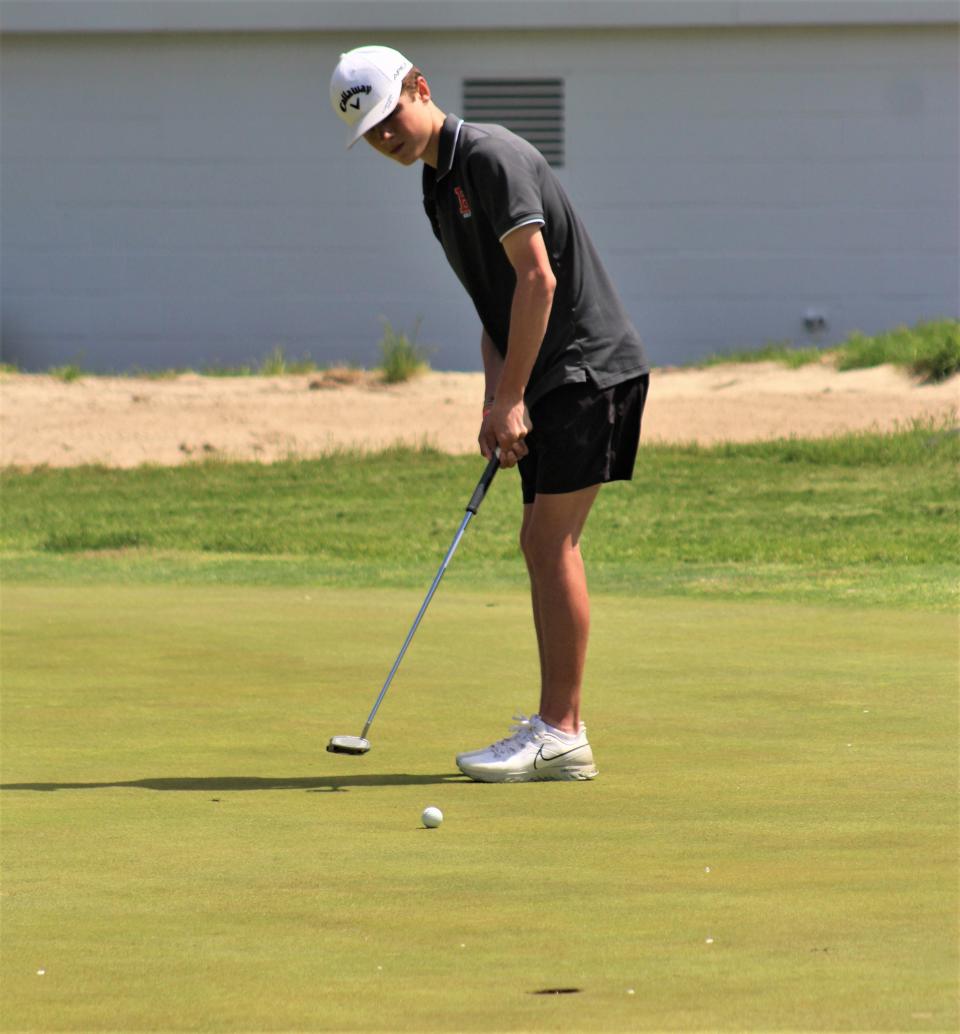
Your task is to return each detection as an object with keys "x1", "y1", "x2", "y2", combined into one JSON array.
[{"x1": 330, "y1": 45, "x2": 413, "y2": 149}]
